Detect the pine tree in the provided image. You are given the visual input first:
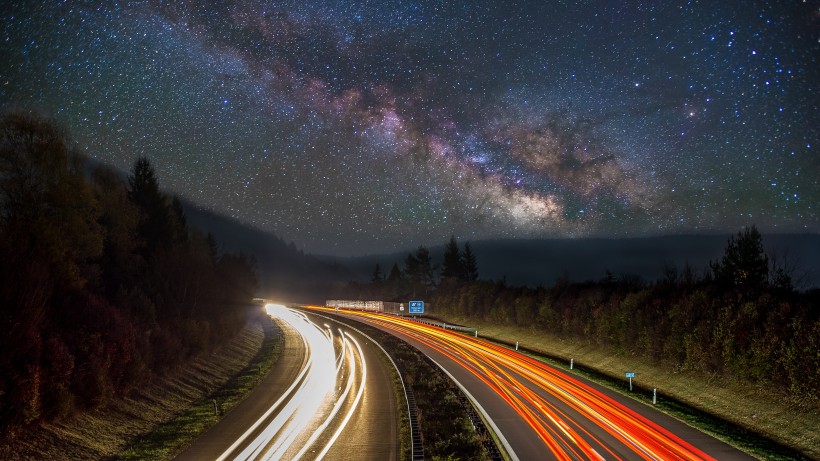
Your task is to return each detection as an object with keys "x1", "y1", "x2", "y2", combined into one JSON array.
[
  {"x1": 371, "y1": 263, "x2": 383, "y2": 283},
  {"x1": 441, "y1": 235, "x2": 463, "y2": 280},
  {"x1": 711, "y1": 225, "x2": 769, "y2": 289},
  {"x1": 414, "y1": 246, "x2": 436, "y2": 289},
  {"x1": 127, "y1": 157, "x2": 175, "y2": 253},
  {"x1": 403, "y1": 252, "x2": 419, "y2": 283},
  {"x1": 461, "y1": 242, "x2": 479, "y2": 281},
  {"x1": 387, "y1": 263, "x2": 402, "y2": 283},
  {"x1": 170, "y1": 195, "x2": 188, "y2": 243},
  {"x1": 403, "y1": 246, "x2": 436, "y2": 295}
]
